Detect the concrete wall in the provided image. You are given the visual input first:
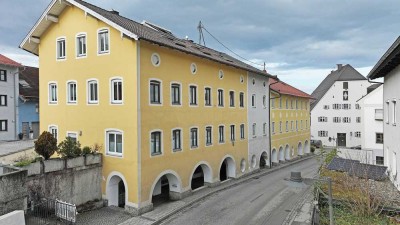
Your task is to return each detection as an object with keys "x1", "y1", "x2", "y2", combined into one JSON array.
[
  {"x1": 0, "y1": 210, "x2": 25, "y2": 225},
  {"x1": 338, "y1": 147, "x2": 374, "y2": 165},
  {"x1": 0, "y1": 65, "x2": 19, "y2": 141},
  {"x1": 0, "y1": 167, "x2": 27, "y2": 215}
]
